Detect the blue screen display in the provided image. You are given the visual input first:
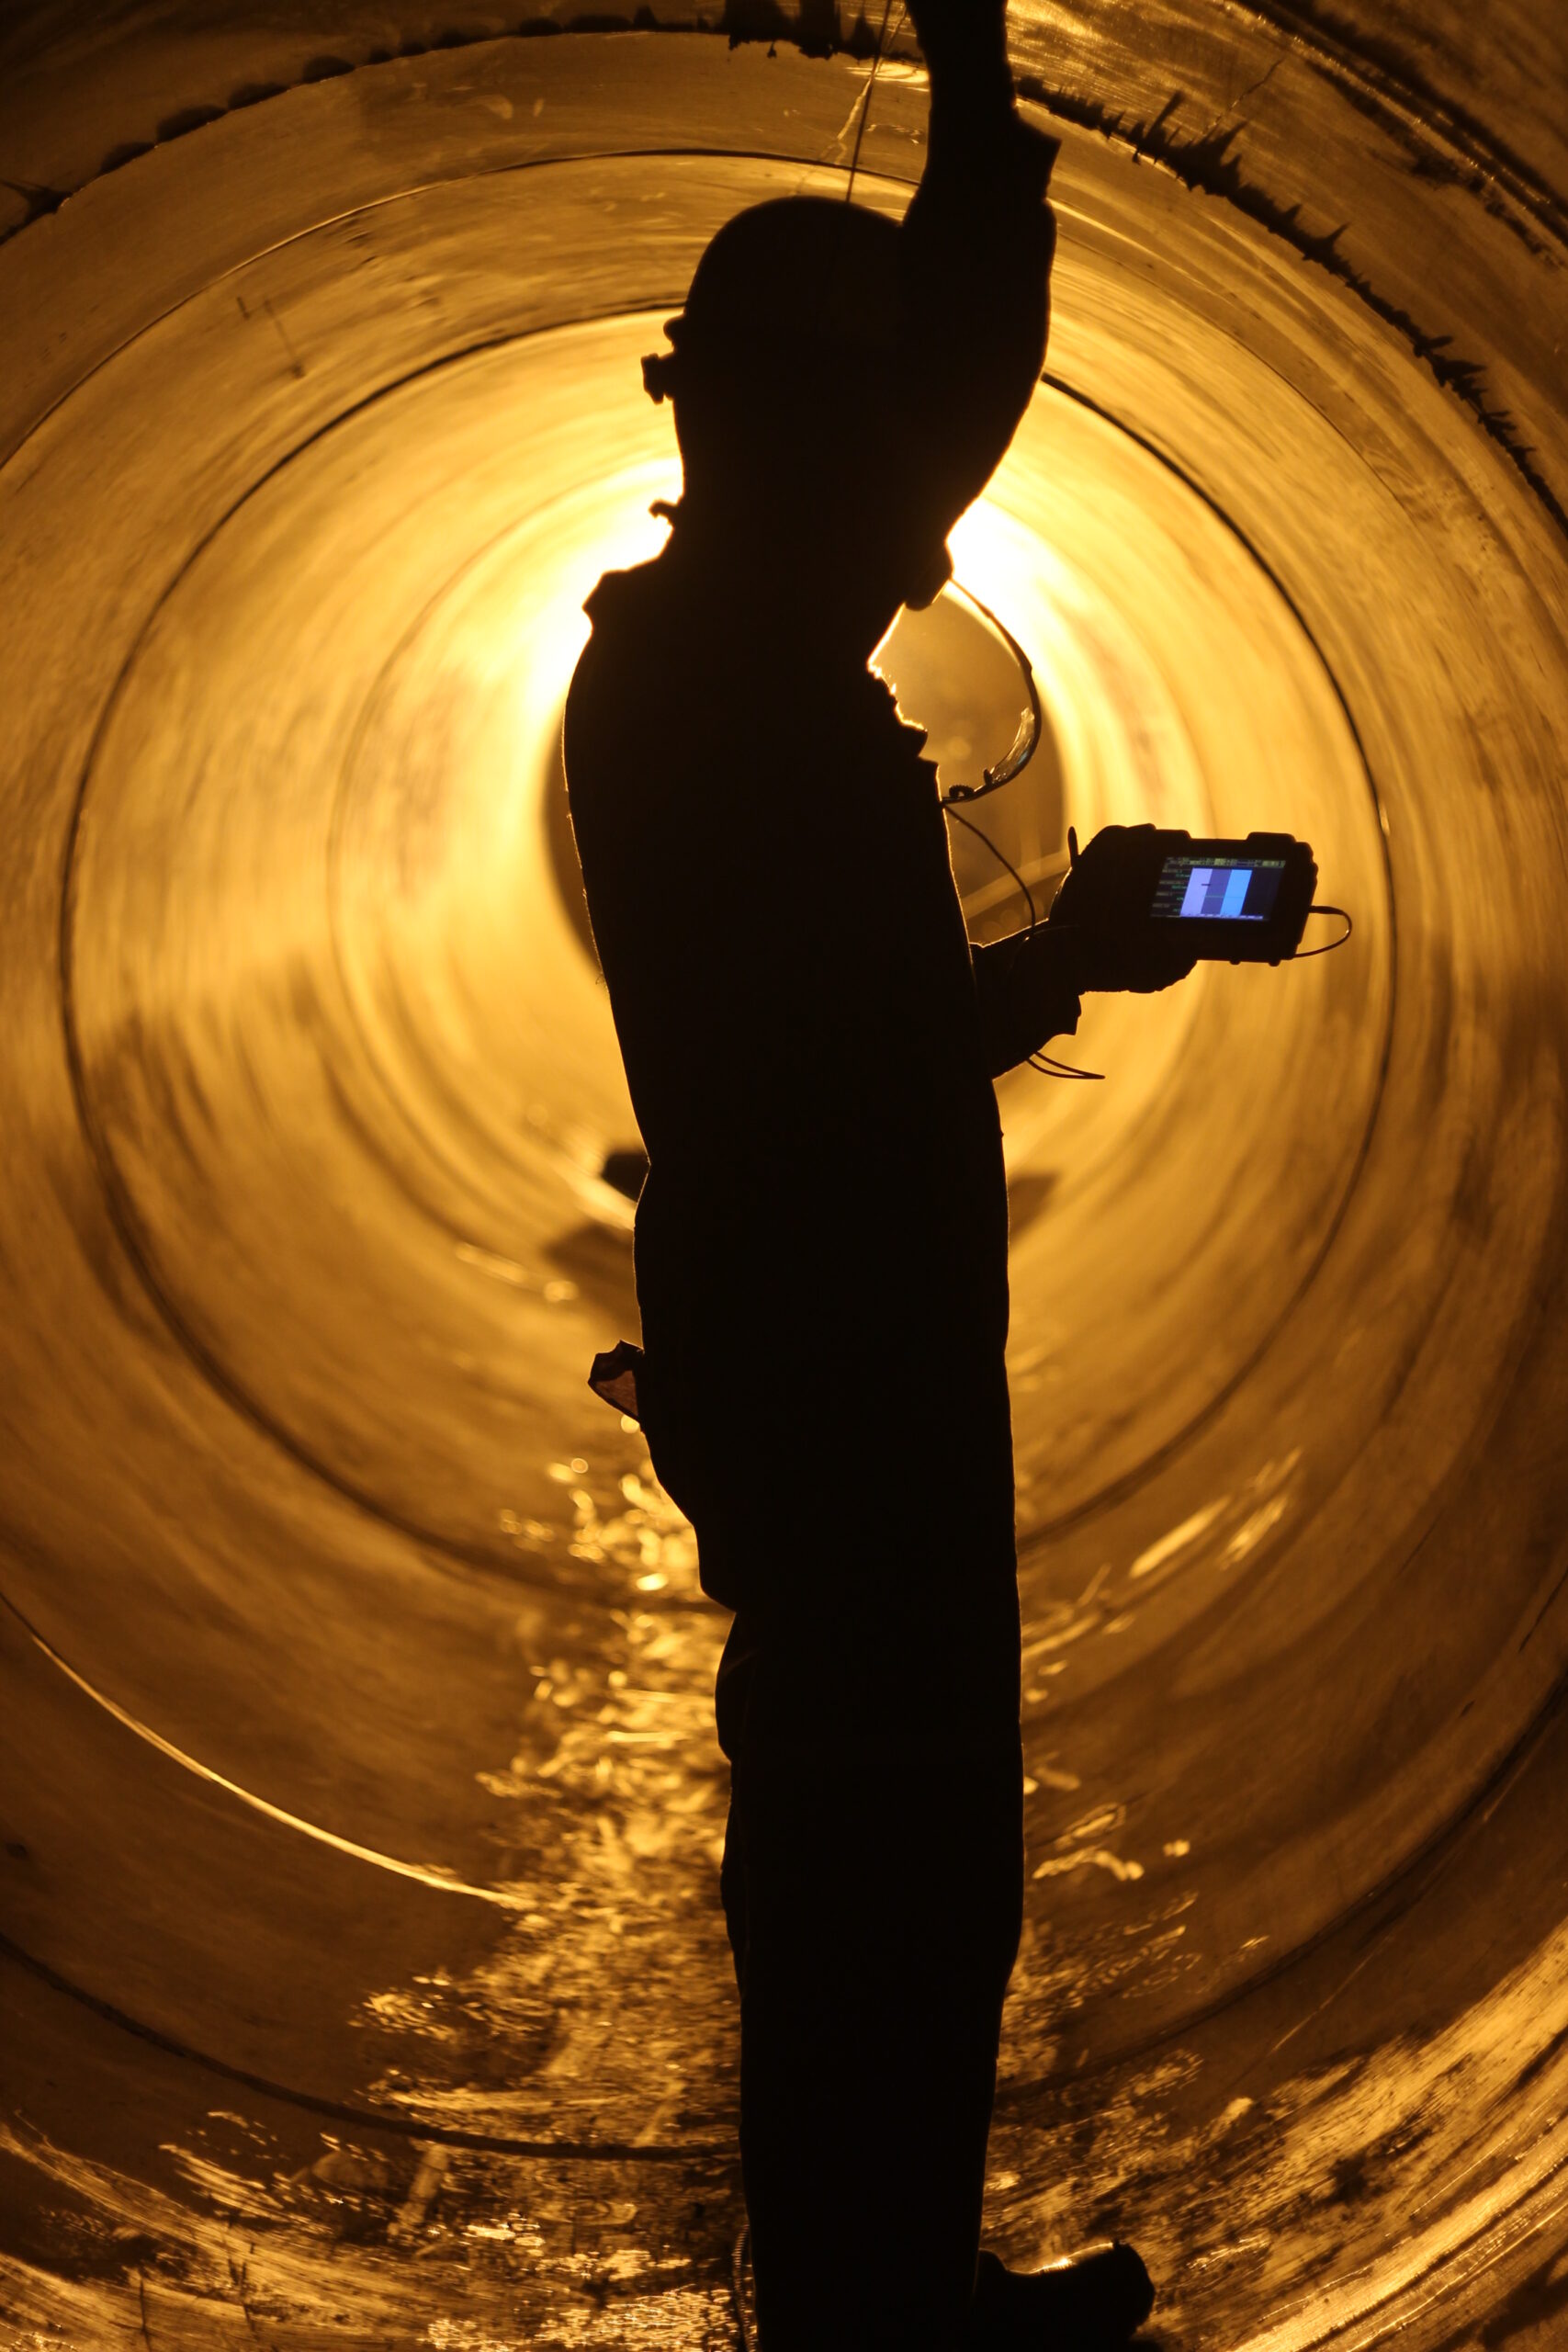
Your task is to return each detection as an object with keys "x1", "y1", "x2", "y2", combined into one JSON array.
[{"x1": 1152, "y1": 856, "x2": 1284, "y2": 922}]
